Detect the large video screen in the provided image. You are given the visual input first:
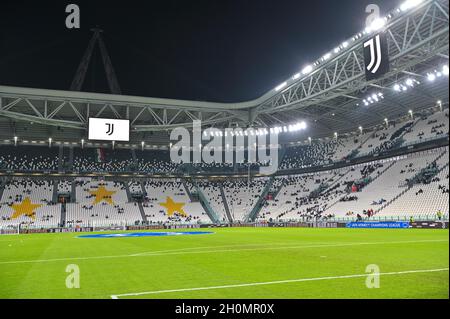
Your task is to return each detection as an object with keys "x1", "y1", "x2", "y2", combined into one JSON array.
[{"x1": 88, "y1": 118, "x2": 130, "y2": 141}]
